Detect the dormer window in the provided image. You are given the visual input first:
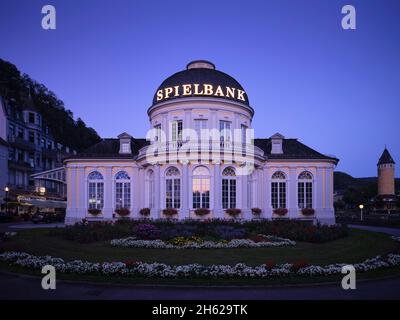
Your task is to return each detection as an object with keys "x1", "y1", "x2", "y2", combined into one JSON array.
[
  {"x1": 118, "y1": 132, "x2": 132, "y2": 154},
  {"x1": 271, "y1": 133, "x2": 284, "y2": 154}
]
